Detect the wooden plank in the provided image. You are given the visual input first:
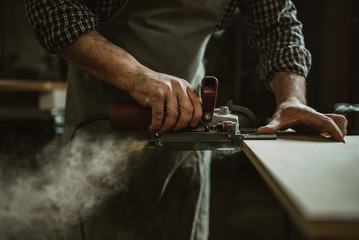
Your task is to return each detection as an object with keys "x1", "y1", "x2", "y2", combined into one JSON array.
[
  {"x1": 242, "y1": 132, "x2": 359, "y2": 238},
  {"x1": 0, "y1": 79, "x2": 66, "y2": 92}
]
